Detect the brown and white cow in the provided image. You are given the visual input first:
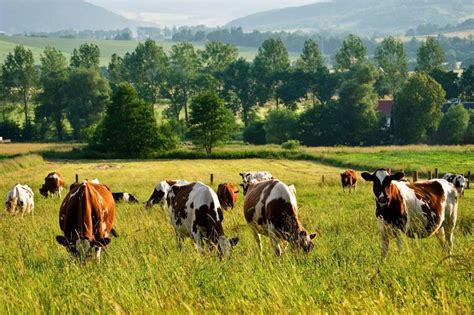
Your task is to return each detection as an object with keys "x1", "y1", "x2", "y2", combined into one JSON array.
[
  {"x1": 167, "y1": 181, "x2": 238, "y2": 257},
  {"x1": 55, "y1": 180, "x2": 116, "y2": 260},
  {"x1": 362, "y1": 169, "x2": 458, "y2": 257},
  {"x1": 40, "y1": 172, "x2": 65, "y2": 198},
  {"x1": 145, "y1": 180, "x2": 189, "y2": 208},
  {"x1": 217, "y1": 183, "x2": 239, "y2": 210},
  {"x1": 340, "y1": 169, "x2": 357, "y2": 193},
  {"x1": 239, "y1": 171, "x2": 273, "y2": 195},
  {"x1": 5, "y1": 184, "x2": 34, "y2": 215},
  {"x1": 244, "y1": 179, "x2": 316, "y2": 257}
]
